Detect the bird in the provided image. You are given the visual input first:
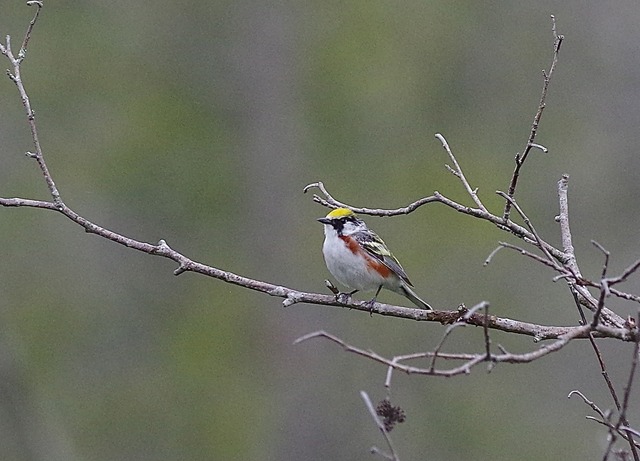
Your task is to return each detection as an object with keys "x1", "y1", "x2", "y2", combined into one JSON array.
[{"x1": 317, "y1": 207, "x2": 432, "y2": 310}]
